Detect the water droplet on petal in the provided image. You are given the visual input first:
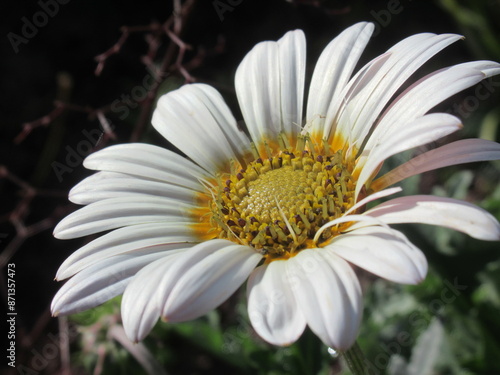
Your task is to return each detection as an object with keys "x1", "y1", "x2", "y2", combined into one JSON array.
[{"x1": 328, "y1": 347, "x2": 338, "y2": 358}]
